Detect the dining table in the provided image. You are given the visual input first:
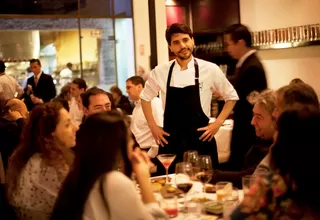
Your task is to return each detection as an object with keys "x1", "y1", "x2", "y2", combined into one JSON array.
[{"x1": 151, "y1": 174, "x2": 244, "y2": 220}]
